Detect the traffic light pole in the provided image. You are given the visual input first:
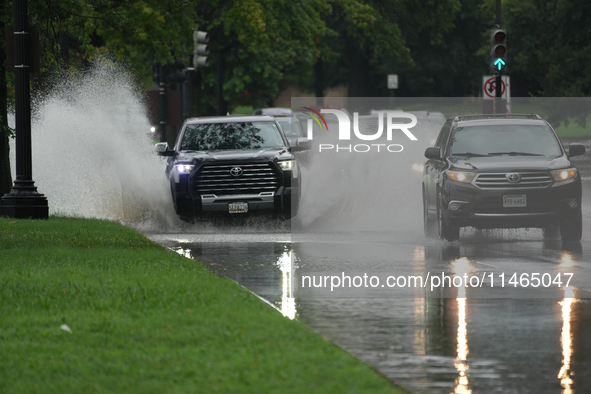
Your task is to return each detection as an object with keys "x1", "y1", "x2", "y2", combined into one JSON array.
[
  {"x1": 158, "y1": 63, "x2": 167, "y2": 143},
  {"x1": 149, "y1": 29, "x2": 208, "y2": 137},
  {"x1": 1, "y1": 0, "x2": 48, "y2": 219},
  {"x1": 494, "y1": 74, "x2": 502, "y2": 114},
  {"x1": 493, "y1": 0, "x2": 502, "y2": 114}
]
